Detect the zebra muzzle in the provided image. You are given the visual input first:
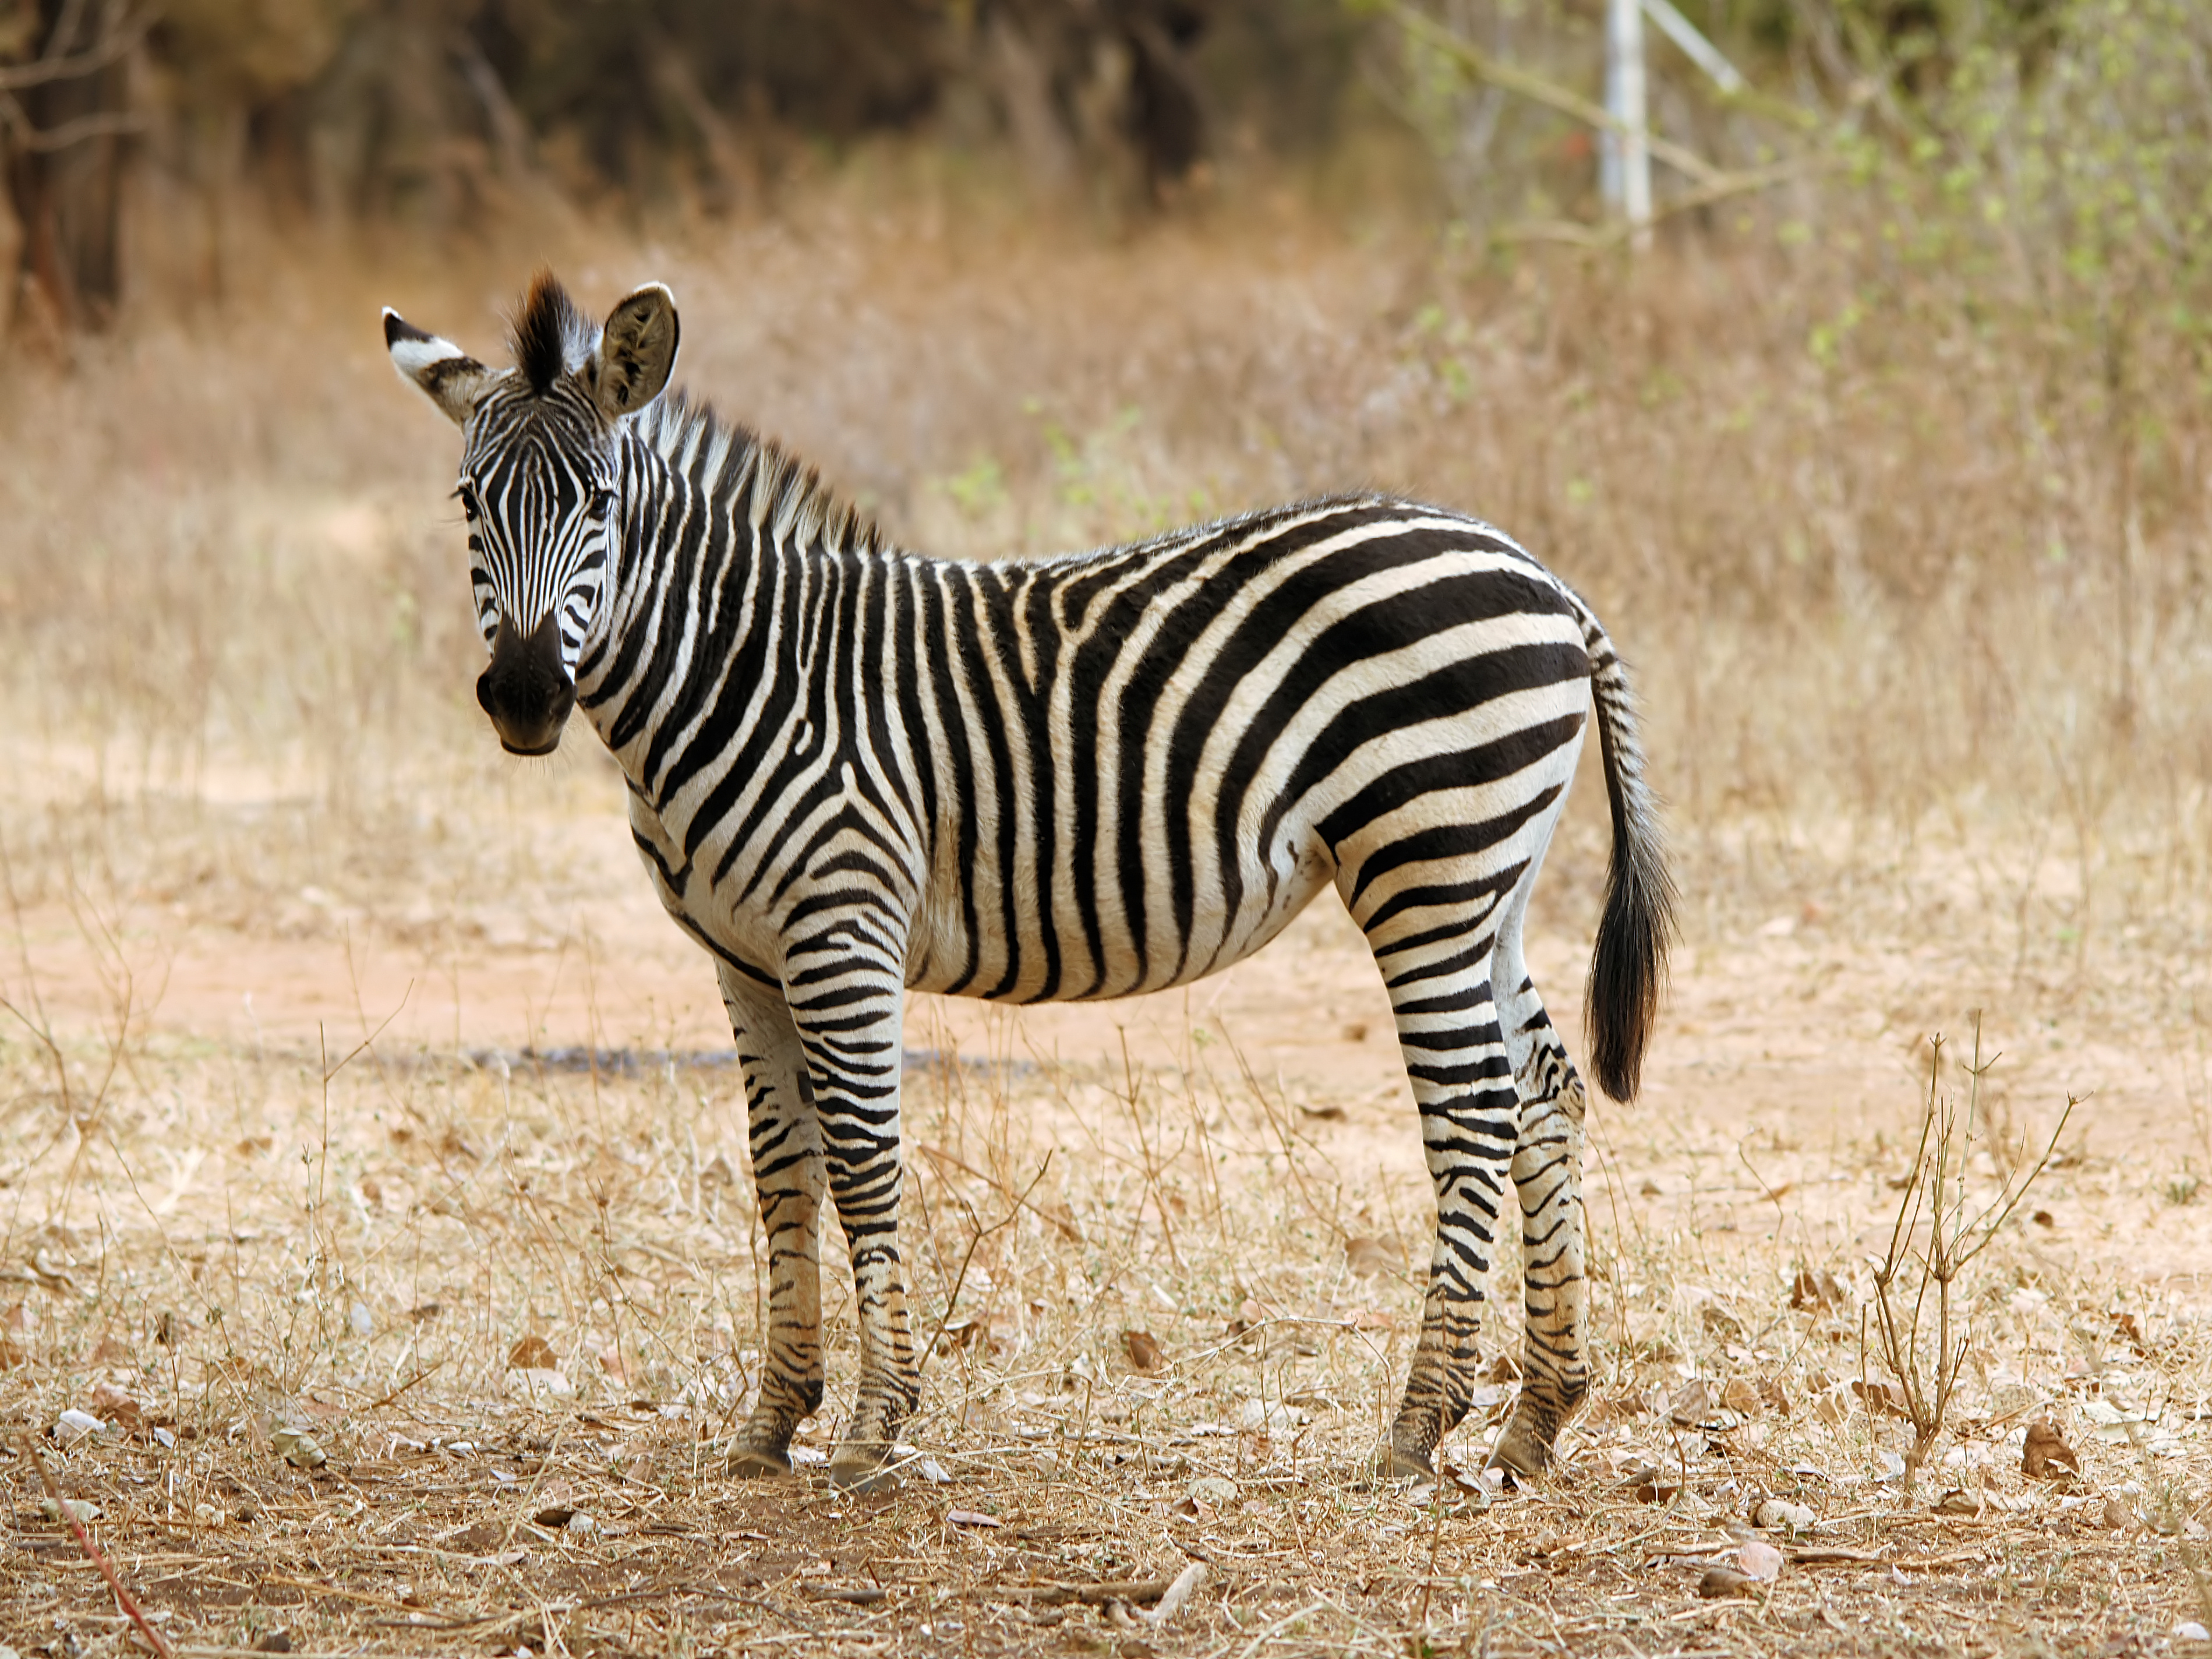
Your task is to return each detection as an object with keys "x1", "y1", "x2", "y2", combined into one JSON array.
[{"x1": 478, "y1": 613, "x2": 575, "y2": 756}]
